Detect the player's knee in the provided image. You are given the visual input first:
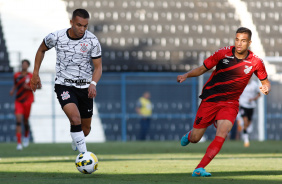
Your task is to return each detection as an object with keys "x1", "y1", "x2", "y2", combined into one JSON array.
[
  {"x1": 189, "y1": 134, "x2": 201, "y2": 143},
  {"x1": 69, "y1": 115, "x2": 81, "y2": 125}
]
